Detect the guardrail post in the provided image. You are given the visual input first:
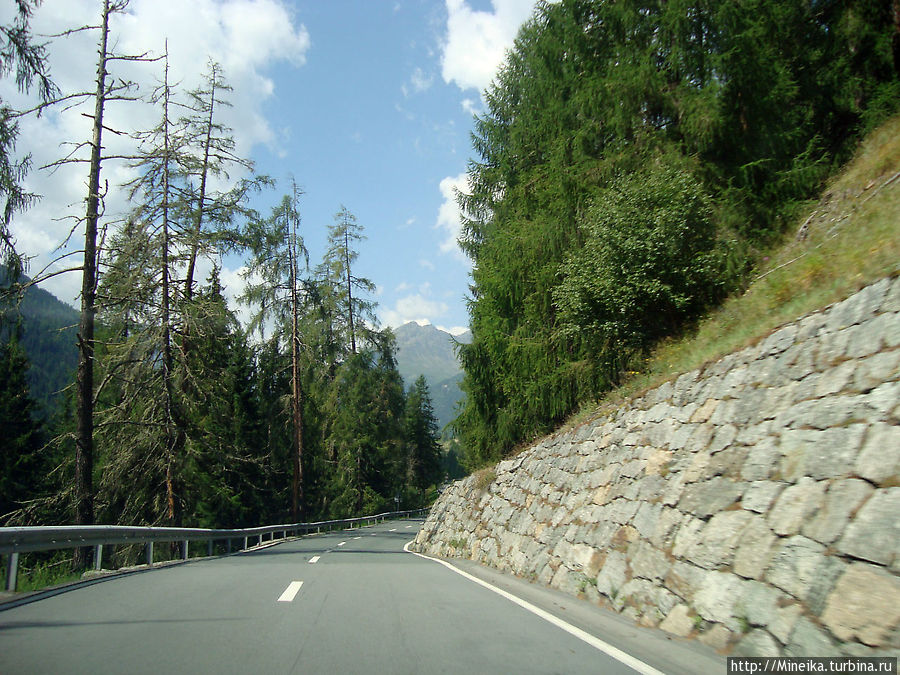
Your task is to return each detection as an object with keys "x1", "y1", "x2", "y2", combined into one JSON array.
[
  {"x1": 208, "y1": 540, "x2": 213, "y2": 556},
  {"x1": 95, "y1": 544, "x2": 103, "y2": 571},
  {"x1": 226, "y1": 539, "x2": 231, "y2": 554},
  {"x1": 5, "y1": 553, "x2": 18, "y2": 592},
  {"x1": 147, "y1": 541, "x2": 154, "y2": 567},
  {"x1": 182, "y1": 541, "x2": 188, "y2": 560},
  {"x1": 243, "y1": 536, "x2": 248, "y2": 550}
]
